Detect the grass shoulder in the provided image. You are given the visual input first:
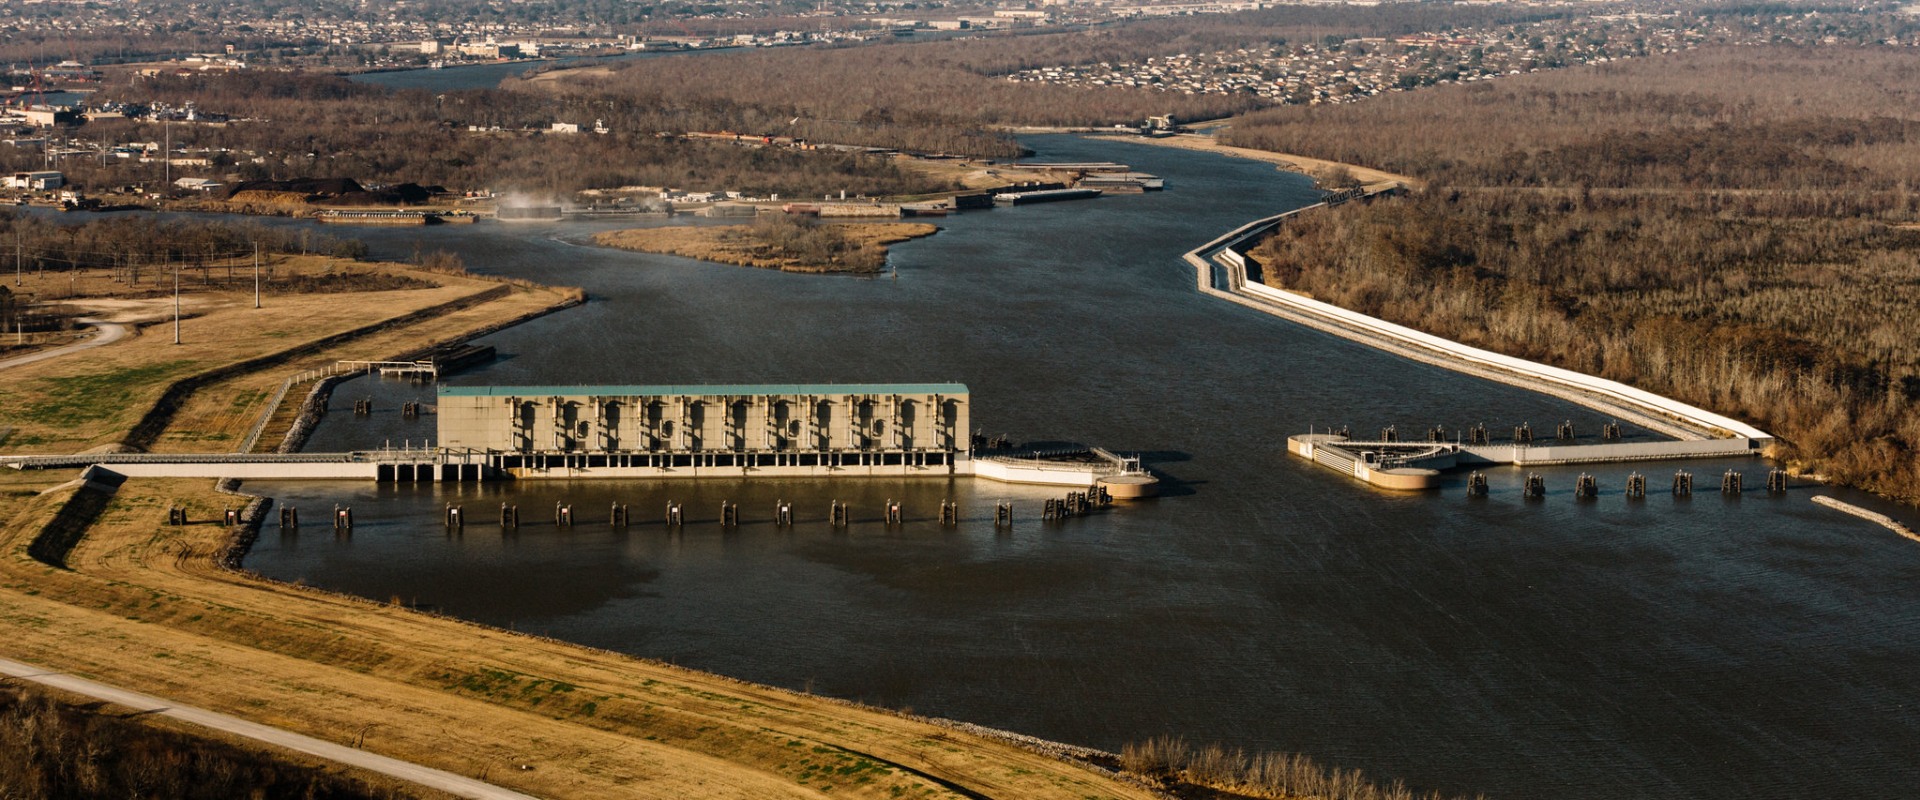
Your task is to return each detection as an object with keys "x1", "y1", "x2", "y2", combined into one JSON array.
[{"x1": 0, "y1": 253, "x2": 580, "y2": 455}]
